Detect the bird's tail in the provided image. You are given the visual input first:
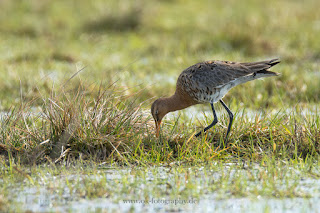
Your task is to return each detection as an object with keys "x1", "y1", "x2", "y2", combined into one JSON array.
[{"x1": 241, "y1": 58, "x2": 280, "y2": 77}]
